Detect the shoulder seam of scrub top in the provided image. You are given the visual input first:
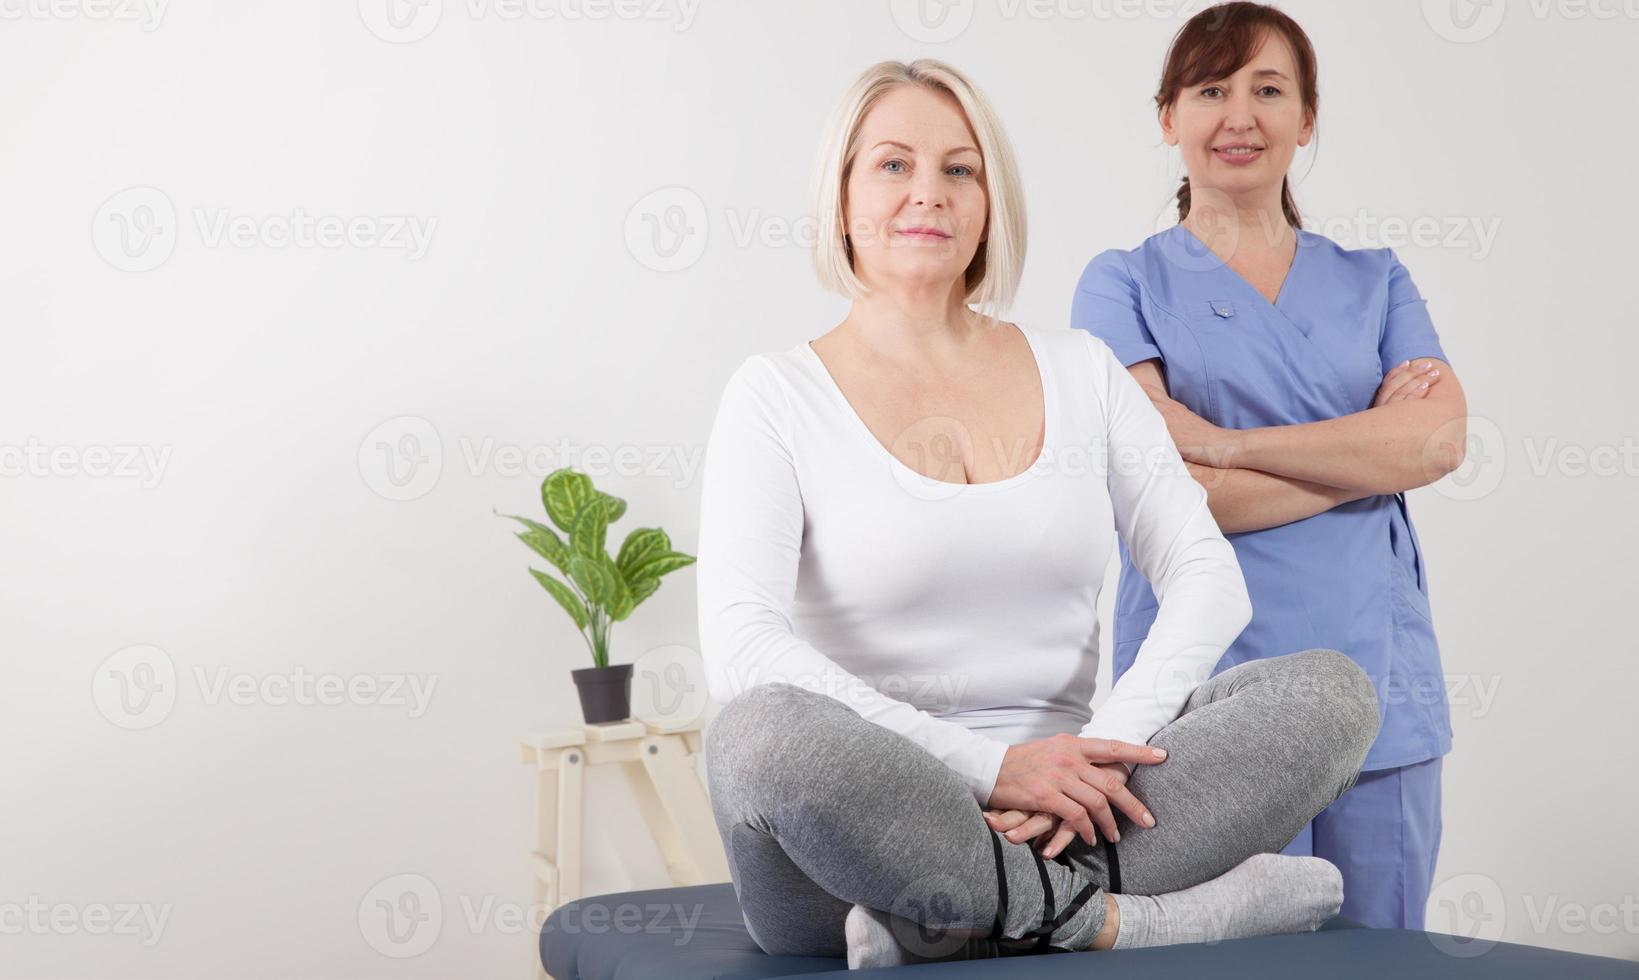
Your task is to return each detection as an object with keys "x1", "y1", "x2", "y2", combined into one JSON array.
[{"x1": 1113, "y1": 247, "x2": 1196, "y2": 326}]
